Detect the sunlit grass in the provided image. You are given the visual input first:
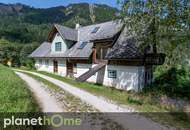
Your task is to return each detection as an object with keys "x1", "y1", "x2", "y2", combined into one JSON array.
[{"x1": 0, "y1": 65, "x2": 39, "y2": 112}]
